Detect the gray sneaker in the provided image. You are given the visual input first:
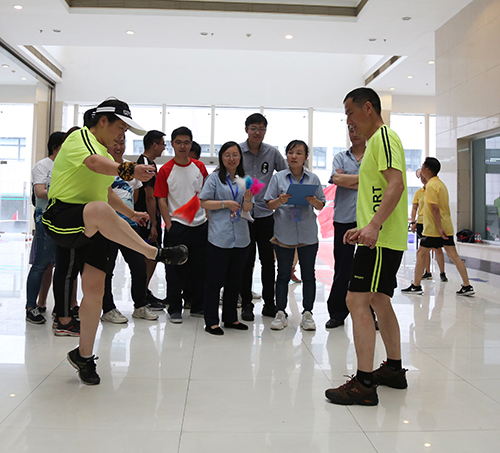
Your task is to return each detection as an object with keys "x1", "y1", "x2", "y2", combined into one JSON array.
[
  {"x1": 100, "y1": 308, "x2": 128, "y2": 324},
  {"x1": 132, "y1": 306, "x2": 159, "y2": 320},
  {"x1": 270, "y1": 311, "x2": 288, "y2": 330},
  {"x1": 169, "y1": 312, "x2": 183, "y2": 324}
]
